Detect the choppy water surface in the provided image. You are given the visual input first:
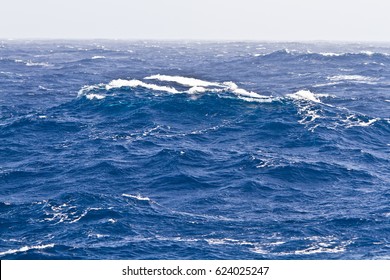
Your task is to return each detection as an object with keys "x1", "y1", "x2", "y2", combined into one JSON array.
[{"x1": 1, "y1": 41, "x2": 389, "y2": 259}]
